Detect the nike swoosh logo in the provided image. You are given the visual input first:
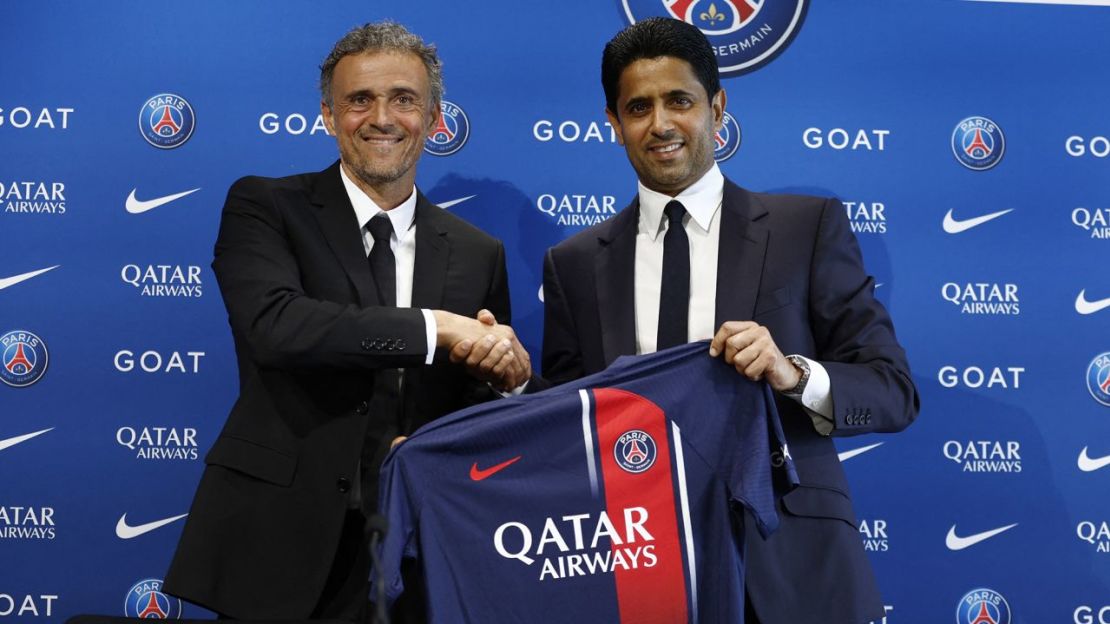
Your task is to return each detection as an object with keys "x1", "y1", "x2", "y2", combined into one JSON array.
[
  {"x1": 115, "y1": 513, "x2": 188, "y2": 539},
  {"x1": 438, "y1": 195, "x2": 475, "y2": 210},
  {"x1": 125, "y1": 188, "x2": 200, "y2": 214},
  {"x1": 1076, "y1": 290, "x2": 1110, "y2": 315},
  {"x1": 0, "y1": 428, "x2": 54, "y2": 452},
  {"x1": 0, "y1": 266, "x2": 60, "y2": 291},
  {"x1": 837, "y1": 442, "x2": 883, "y2": 462},
  {"x1": 1078, "y1": 446, "x2": 1110, "y2": 472},
  {"x1": 470, "y1": 456, "x2": 521, "y2": 481},
  {"x1": 945, "y1": 523, "x2": 1018, "y2": 550},
  {"x1": 942, "y1": 208, "x2": 1013, "y2": 234}
]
